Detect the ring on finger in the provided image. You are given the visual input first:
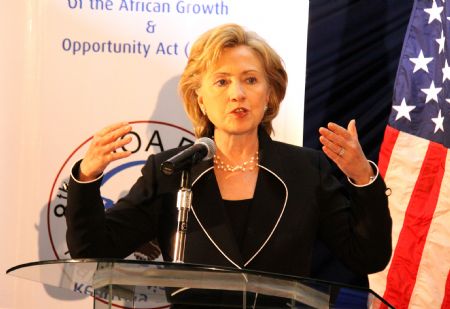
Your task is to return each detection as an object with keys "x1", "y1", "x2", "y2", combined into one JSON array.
[{"x1": 338, "y1": 147, "x2": 345, "y2": 156}]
